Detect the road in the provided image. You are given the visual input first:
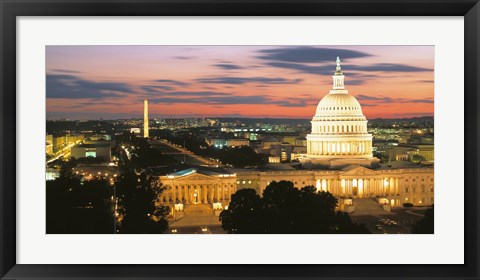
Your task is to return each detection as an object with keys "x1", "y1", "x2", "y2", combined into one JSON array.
[
  {"x1": 150, "y1": 139, "x2": 218, "y2": 166},
  {"x1": 46, "y1": 142, "x2": 78, "y2": 163}
]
